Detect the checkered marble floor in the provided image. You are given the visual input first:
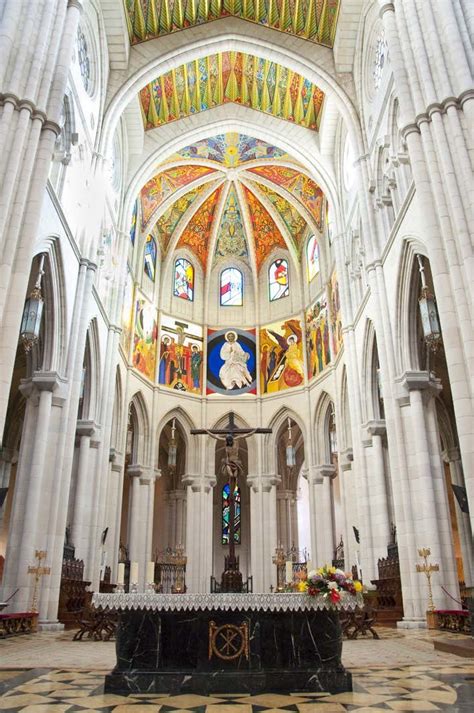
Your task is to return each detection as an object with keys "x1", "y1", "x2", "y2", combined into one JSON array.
[{"x1": 0, "y1": 629, "x2": 473, "y2": 712}]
